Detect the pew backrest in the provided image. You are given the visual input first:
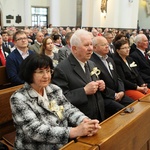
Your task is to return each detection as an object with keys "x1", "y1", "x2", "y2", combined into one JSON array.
[
  {"x1": 0, "y1": 85, "x2": 22, "y2": 138},
  {"x1": 0, "y1": 66, "x2": 11, "y2": 89}
]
